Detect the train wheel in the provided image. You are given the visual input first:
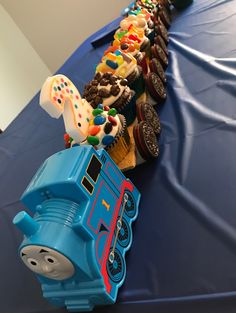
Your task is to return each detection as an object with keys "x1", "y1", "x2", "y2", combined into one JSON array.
[
  {"x1": 123, "y1": 191, "x2": 136, "y2": 218},
  {"x1": 116, "y1": 217, "x2": 131, "y2": 248},
  {"x1": 107, "y1": 248, "x2": 125, "y2": 283}
]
